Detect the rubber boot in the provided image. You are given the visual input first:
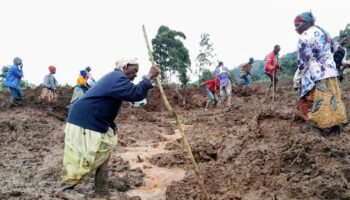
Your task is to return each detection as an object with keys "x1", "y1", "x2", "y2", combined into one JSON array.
[
  {"x1": 94, "y1": 167, "x2": 110, "y2": 196},
  {"x1": 60, "y1": 184, "x2": 77, "y2": 192},
  {"x1": 330, "y1": 125, "x2": 341, "y2": 135}
]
